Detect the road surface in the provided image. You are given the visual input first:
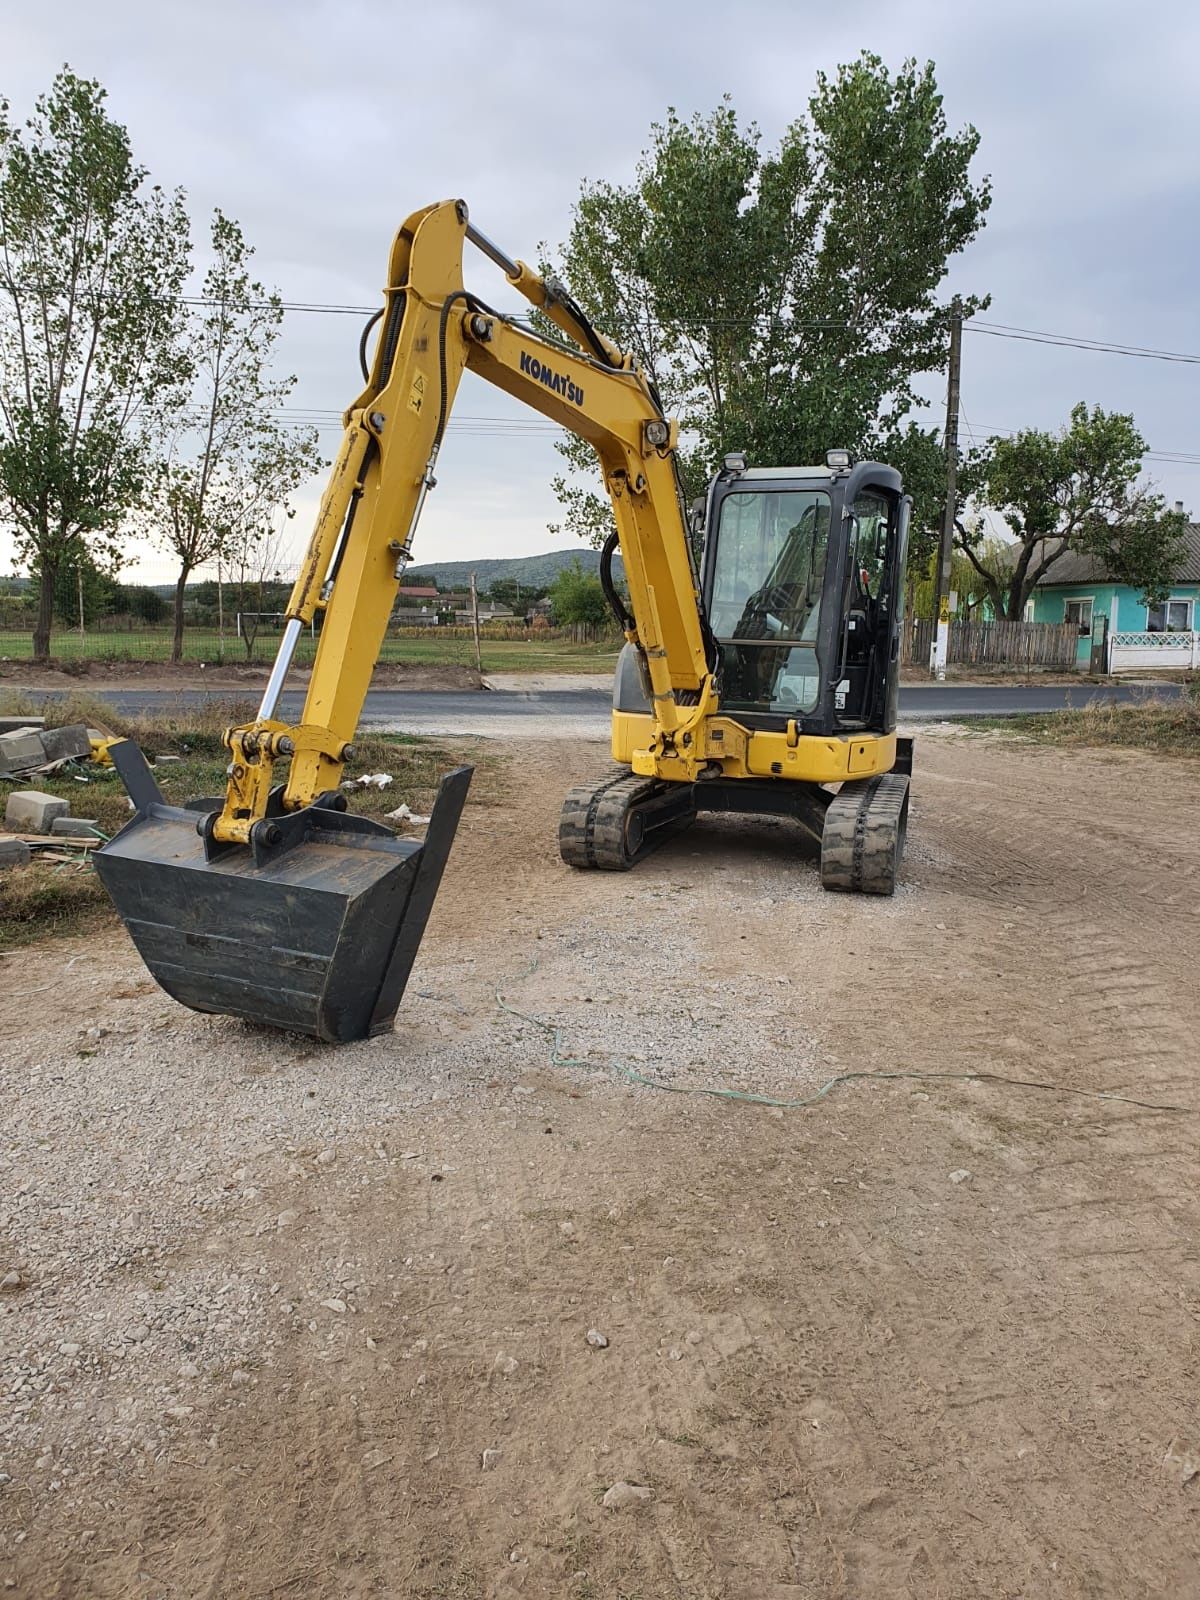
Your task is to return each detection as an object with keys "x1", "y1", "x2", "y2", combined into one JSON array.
[{"x1": 55, "y1": 678, "x2": 1187, "y2": 737}]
